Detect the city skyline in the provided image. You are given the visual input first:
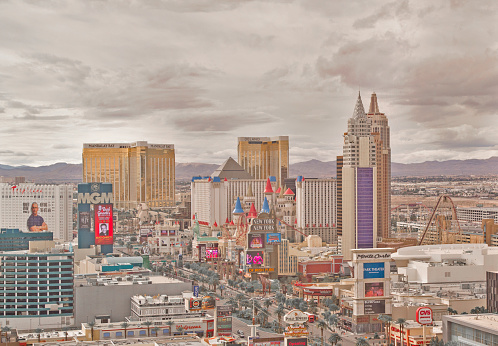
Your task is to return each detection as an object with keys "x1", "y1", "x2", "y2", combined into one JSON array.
[{"x1": 0, "y1": 1, "x2": 497, "y2": 166}]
